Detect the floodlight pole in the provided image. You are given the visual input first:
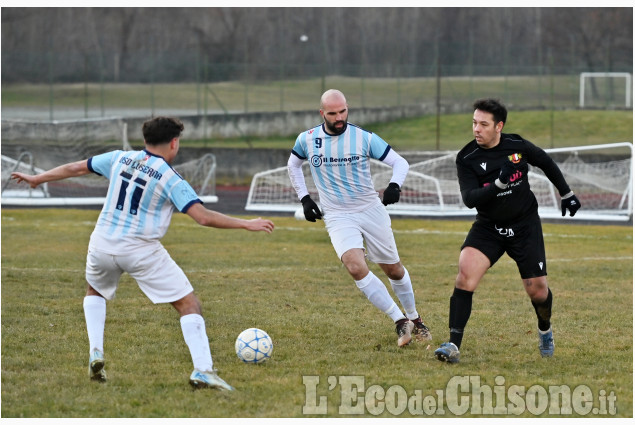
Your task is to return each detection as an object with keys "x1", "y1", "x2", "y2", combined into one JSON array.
[{"x1": 435, "y1": 38, "x2": 441, "y2": 151}]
